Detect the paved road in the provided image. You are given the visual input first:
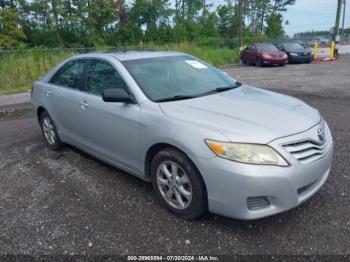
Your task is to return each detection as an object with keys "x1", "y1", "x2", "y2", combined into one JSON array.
[{"x1": 0, "y1": 61, "x2": 349, "y2": 256}]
